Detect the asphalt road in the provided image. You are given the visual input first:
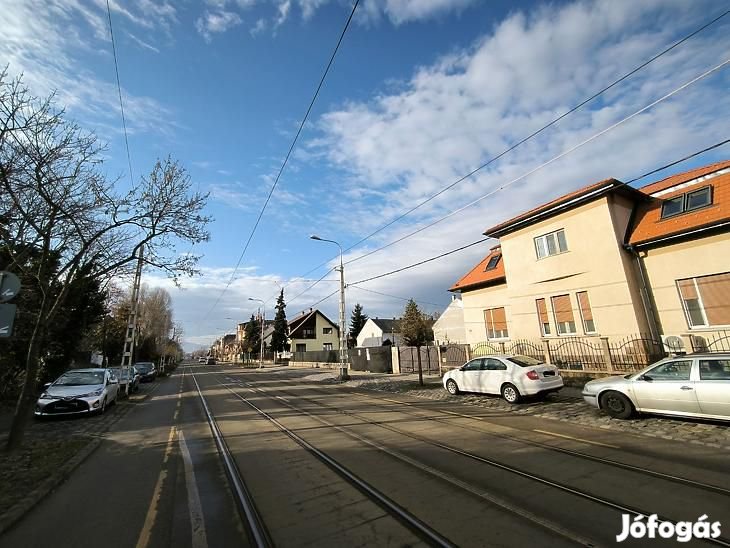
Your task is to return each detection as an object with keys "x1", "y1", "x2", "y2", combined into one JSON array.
[{"x1": 3, "y1": 362, "x2": 729, "y2": 547}]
